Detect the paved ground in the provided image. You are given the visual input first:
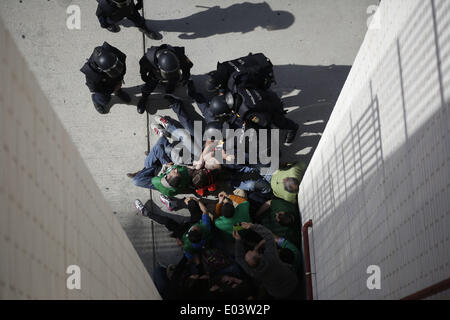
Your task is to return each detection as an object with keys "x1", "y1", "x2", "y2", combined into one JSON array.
[{"x1": 0, "y1": 0, "x2": 377, "y2": 276}]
